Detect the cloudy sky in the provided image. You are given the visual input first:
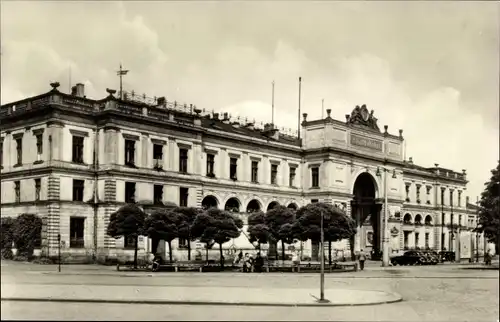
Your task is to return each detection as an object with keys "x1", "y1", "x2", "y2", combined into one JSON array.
[{"x1": 1, "y1": 1, "x2": 498, "y2": 200}]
